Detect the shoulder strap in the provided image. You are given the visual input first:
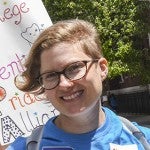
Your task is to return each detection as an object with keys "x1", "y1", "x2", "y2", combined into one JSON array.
[
  {"x1": 26, "y1": 117, "x2": 150, "y2": 150},
  {"x1": 26, "y1": 125, "x2": 44, "y2": 150},
  {"x1": 119, "y1": 116, "x2": 150, "y2": 150}
]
